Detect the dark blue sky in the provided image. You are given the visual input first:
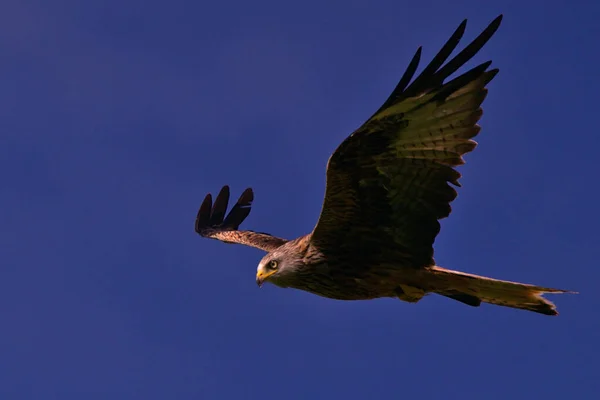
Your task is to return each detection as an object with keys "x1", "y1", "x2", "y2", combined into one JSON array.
[{"x1": 2, "y1": 0, "x2": 598, "y2": 398}]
